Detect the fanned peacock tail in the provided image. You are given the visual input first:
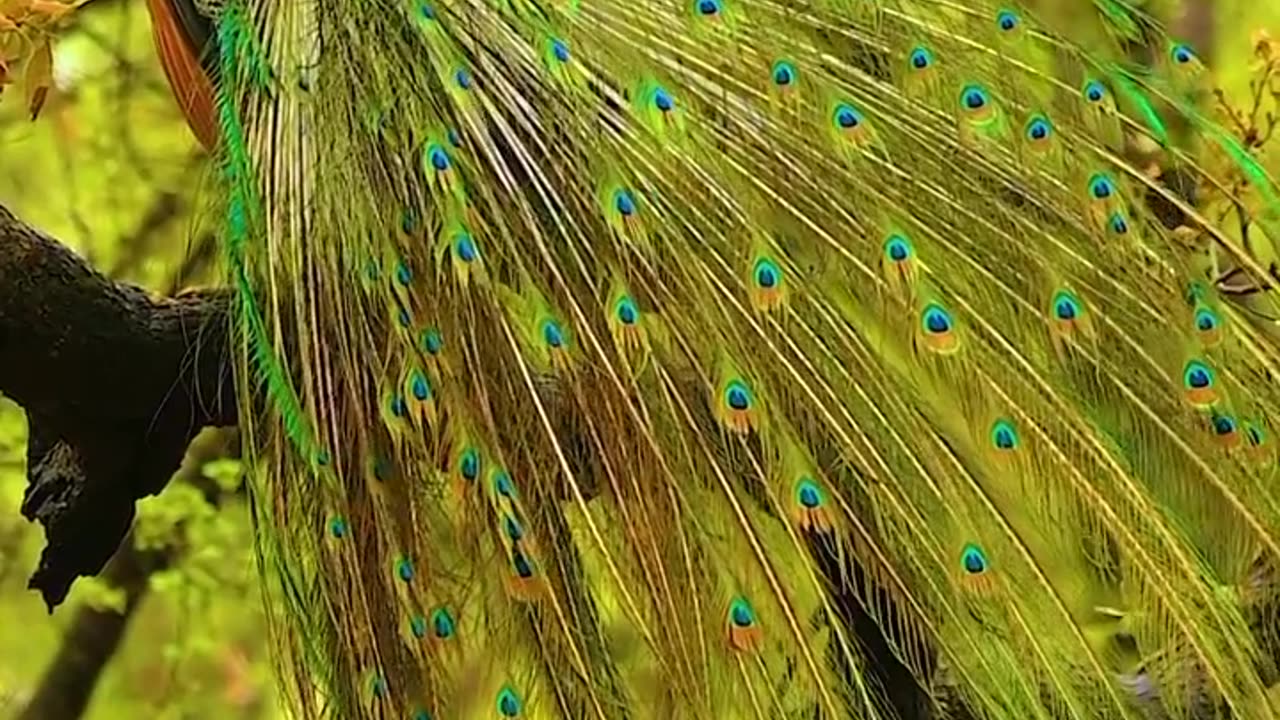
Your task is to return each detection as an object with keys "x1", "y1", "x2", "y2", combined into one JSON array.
[{"x1": 204, "y1": 0, "x2": 1280, "y2": 717}]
